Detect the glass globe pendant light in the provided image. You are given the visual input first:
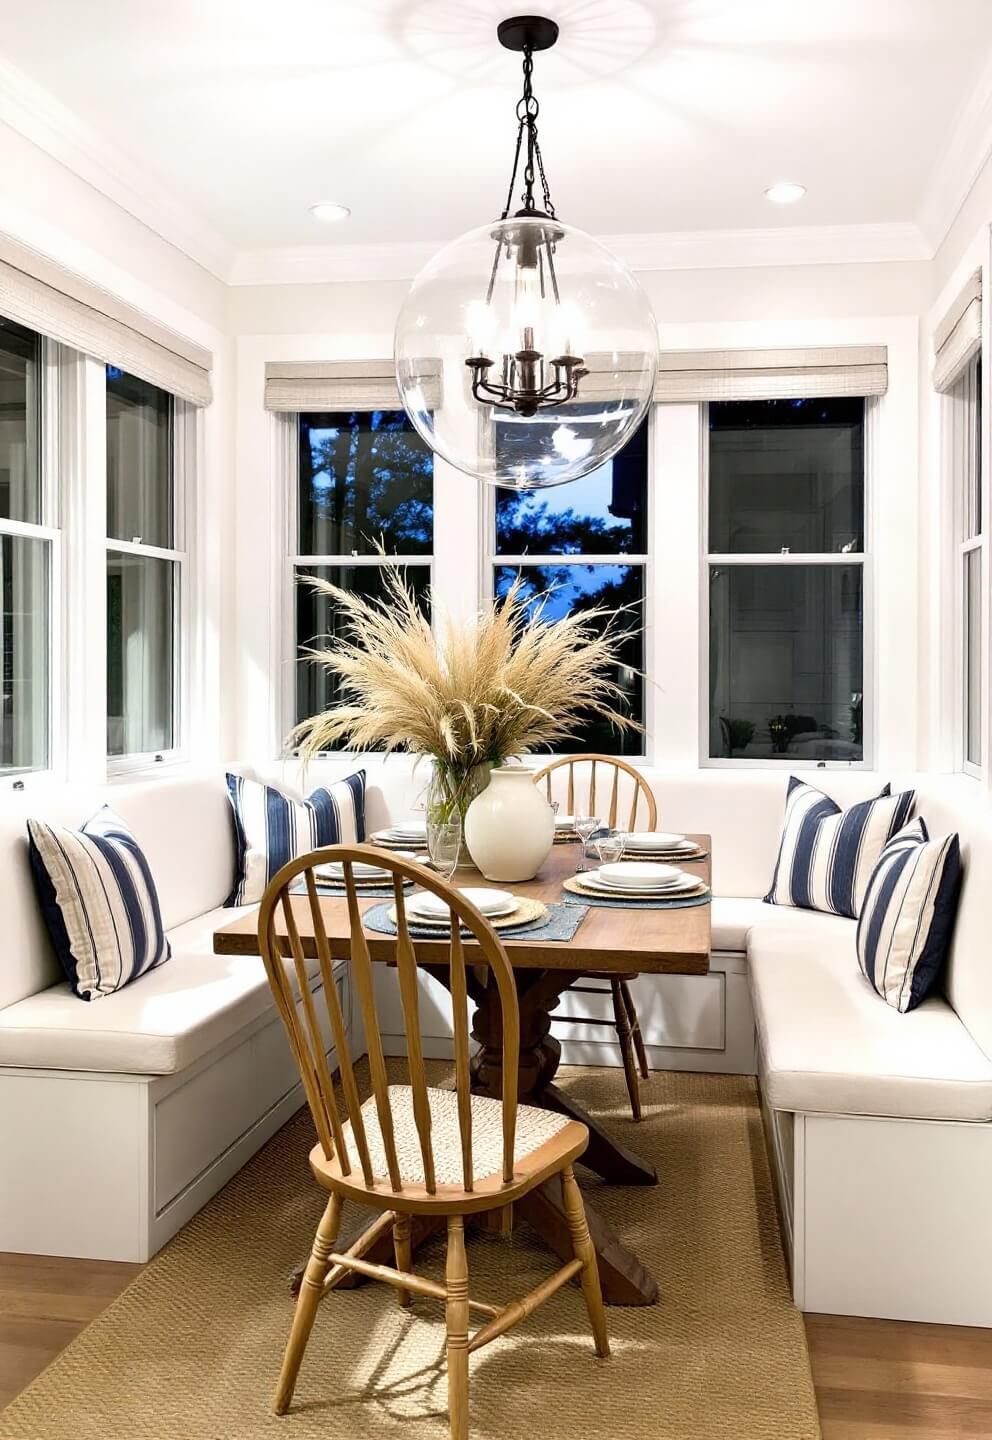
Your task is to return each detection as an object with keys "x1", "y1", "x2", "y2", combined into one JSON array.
[{"x1": 394, "y1": 15, "x2": 658, "y2": 490}]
